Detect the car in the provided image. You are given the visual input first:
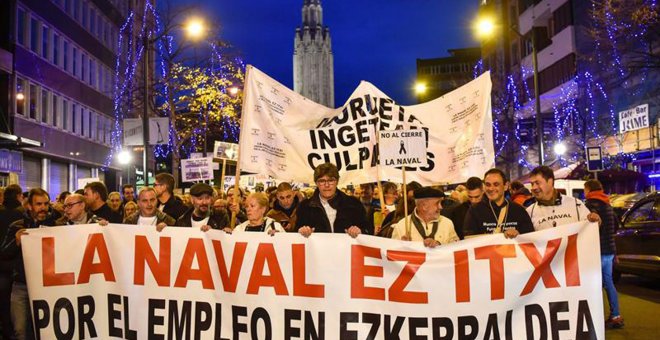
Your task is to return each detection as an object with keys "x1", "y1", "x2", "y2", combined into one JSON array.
[{"x1": 614, "y1": 192, "x2": 660, "y2": 282}]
